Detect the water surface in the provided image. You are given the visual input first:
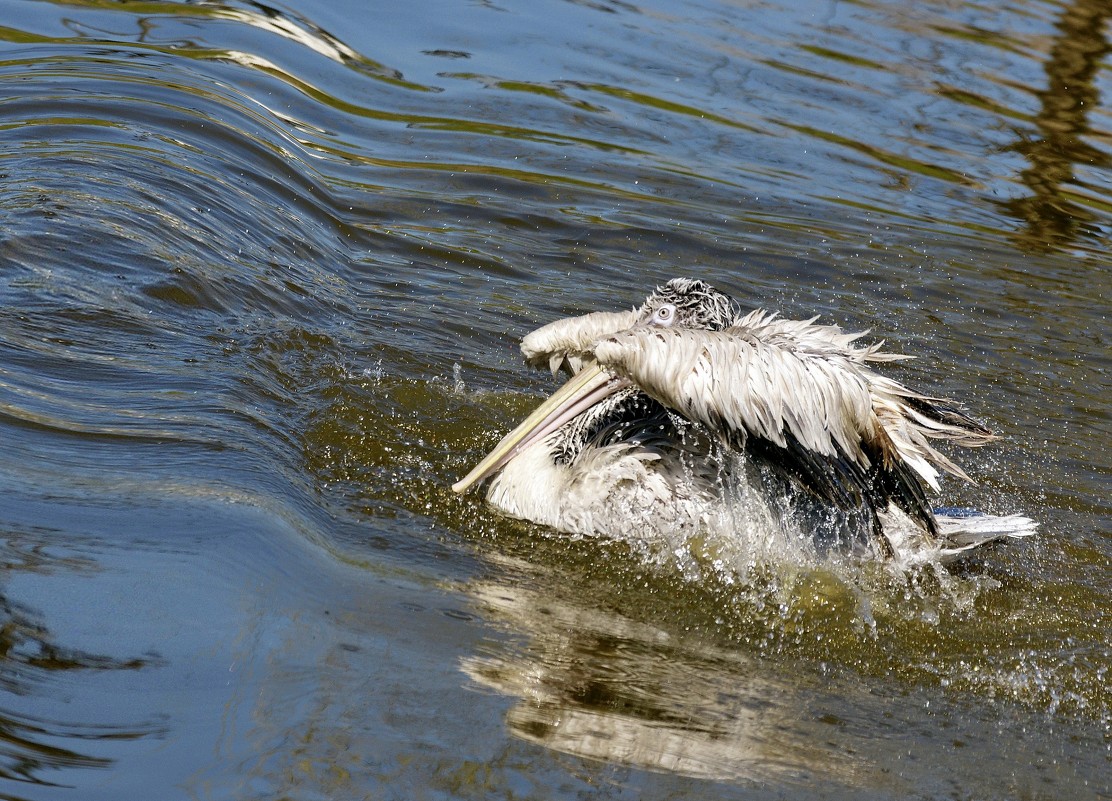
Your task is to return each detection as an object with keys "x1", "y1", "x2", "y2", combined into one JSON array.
[{"x1": 0, "y1": 0, "x2": 1109, "y2": 798}]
